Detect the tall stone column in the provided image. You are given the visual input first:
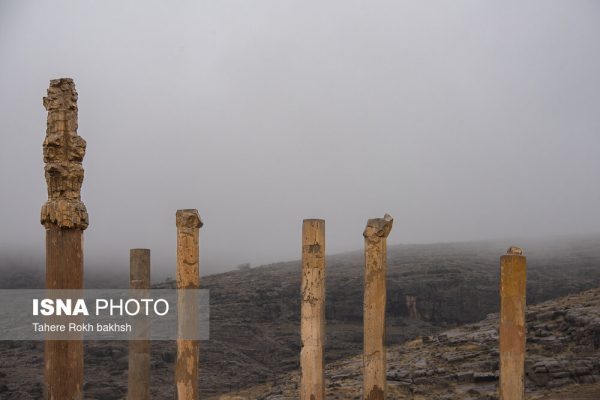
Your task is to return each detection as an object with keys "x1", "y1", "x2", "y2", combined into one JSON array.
[
  {"x1": 175, "y1": 209, "x2": 202, "y2": 399},
  {"x1": 300, "y1": 219, "x2": 326, "y2": 400},
  {"x1": 128, "y1": 249, "x2": 151, "y2": 400},
  {"x1": 41, "y1": 78, "x2": 88, "y2": 400},
  {"x1": 499, "y1": 246, "x2": 527, "y2": 400},
  {"x1": 362, "y1": 214, "x2": 393, "y2": 400}
]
